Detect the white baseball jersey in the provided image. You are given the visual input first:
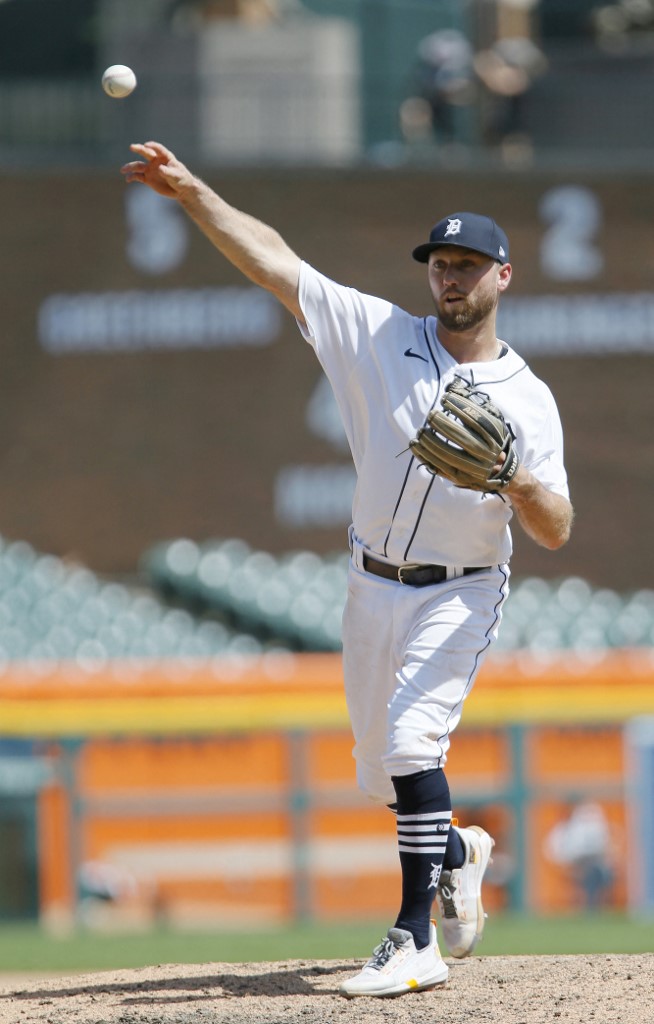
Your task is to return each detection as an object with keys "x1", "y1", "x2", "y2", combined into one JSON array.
[
  {"x1": 297, "y1": 261, "x2": 568, "y2": 568},
  {"x1": 296, "y1": 260, "x2": 570, "y2": 802}
]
